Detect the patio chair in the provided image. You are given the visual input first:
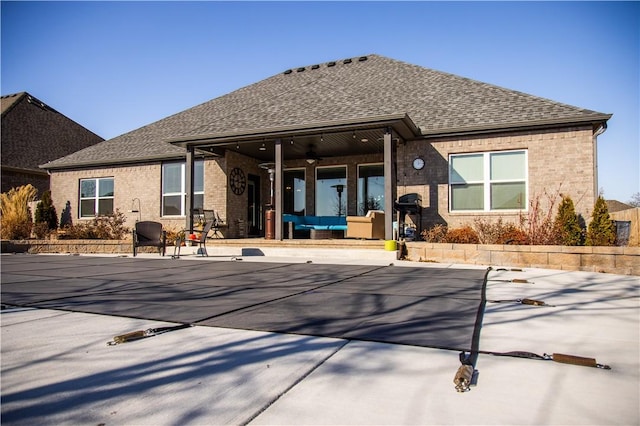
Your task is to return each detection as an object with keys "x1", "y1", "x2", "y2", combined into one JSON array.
[
  {"x1": 174, "y1": 219, "x2": 214, "y2": 258},
  {"x1": 133, "y1": 221, "x2": 167, "y2": 257},
  {"x1": 203, "y1": 209, "x2": 226, "y2": 238},
  {"x1": 346, "y1": 211, "x2": 385, "y2": 240}
]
